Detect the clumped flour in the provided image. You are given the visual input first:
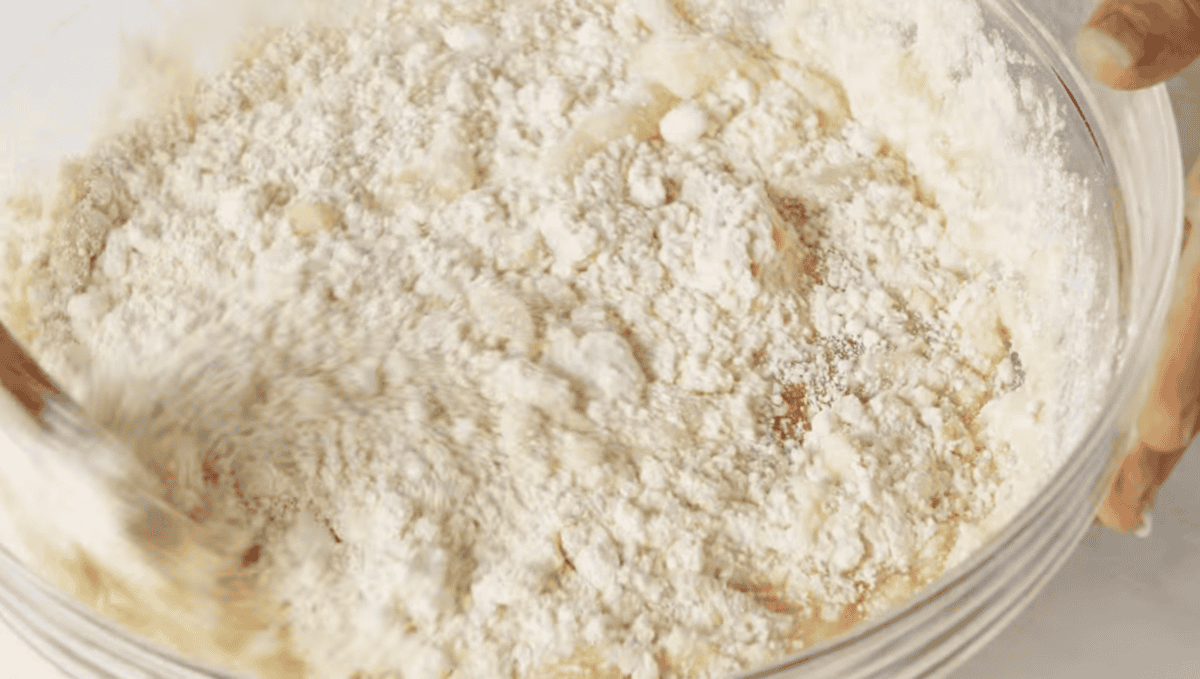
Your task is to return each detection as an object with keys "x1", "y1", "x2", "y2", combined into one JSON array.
[{"x1": 0, "y1": 0, "x2": 1109, "y2": 676}]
